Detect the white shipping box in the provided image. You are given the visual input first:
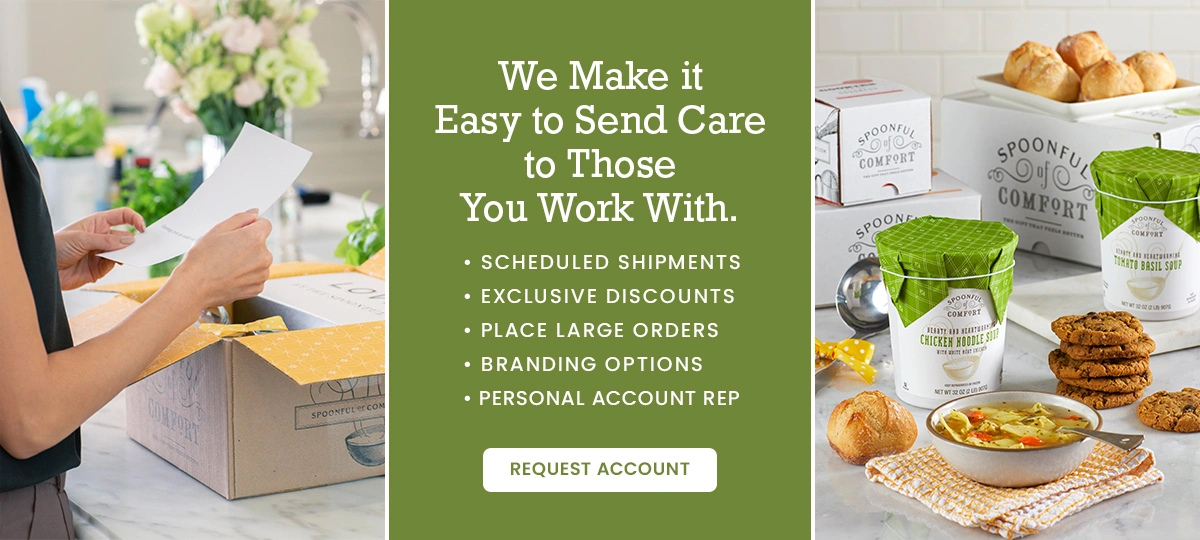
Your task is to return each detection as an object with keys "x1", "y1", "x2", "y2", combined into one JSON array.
[
  {"x1": 942, "y1": 92, "x2": 1200, "y2": 267},
  {"x1": 814, "y1": 171, "x2": 982, "y2": 307},
  {"x1": 250, "y1": 272, "x2": 387, "y2": 326},
  {"x1": 814, "y1": 79, "x2": 933, "y2": 206}
]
